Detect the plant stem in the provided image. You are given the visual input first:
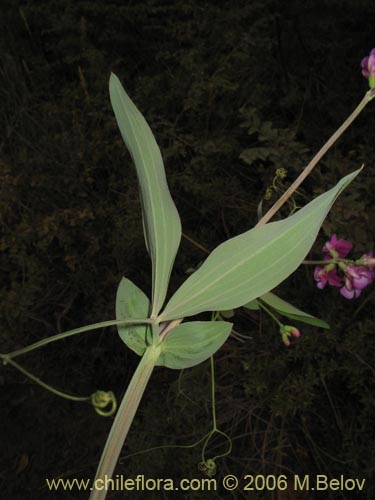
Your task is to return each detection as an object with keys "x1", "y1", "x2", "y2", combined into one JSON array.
[
  {"x1": 0, "y1": 354, "x2": 90, "y2": 402},
  {"x1": 302, "y1": 260, "x2": 332, "y2": 265},
  {"x1": 5, "y1": 318, "x2": 153, "y2": 359},
  {"x1": 159, "y1": 318, "x2": 183, "y2": 341},
  {"x1": 302, "y1": 258, "x2": 352, "y2": 265},
  {"x1": 182, "y1": 231, "x2": 211, "y2": 254},
  {"x1": 90, "y1": 343, "x2": 161, "y2": 500},
  {"x1": 257, "y1": 301, "x2": 283, "y2": 327},
  {"x1": 210, "y1": 356, "x2": 217, "y2": 430},
  {"x1": 201, "y1": 355, "x2": 232, "y2": 465},
  {"x1": 256, "y1": 89, "x2": 375, "y2": 227}
]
